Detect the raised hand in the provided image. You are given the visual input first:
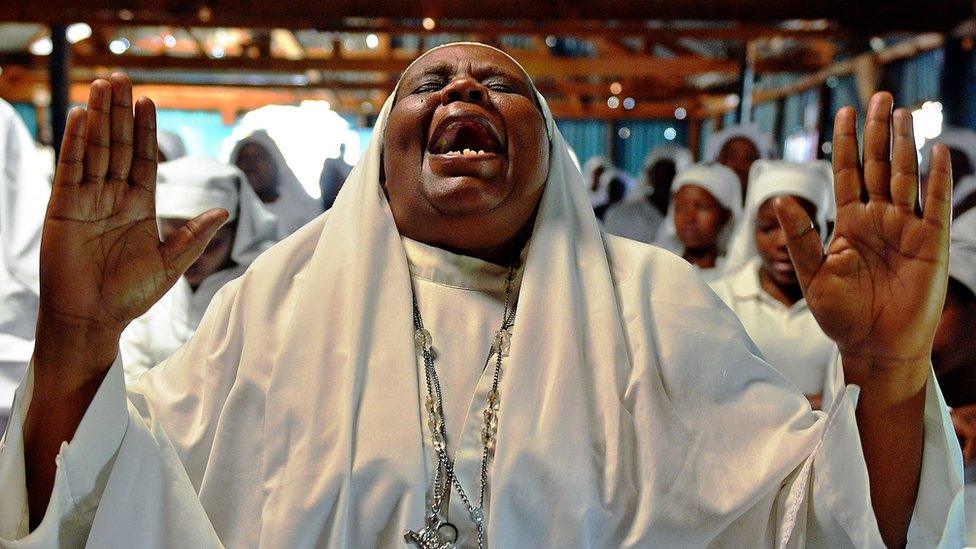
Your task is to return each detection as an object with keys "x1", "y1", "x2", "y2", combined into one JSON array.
[
  {"x1": 25, "y1": 74, "x2": 227, "y2": 525},
  {"x1": 37, "y1": 74, "x2": 228, "y2": 355},
  {"x1": 775, "y1": 91, "x2": 951, "y2": 547},
  {"x1": 777, "y1": 92, "x2": 950, "y2": 375}
]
